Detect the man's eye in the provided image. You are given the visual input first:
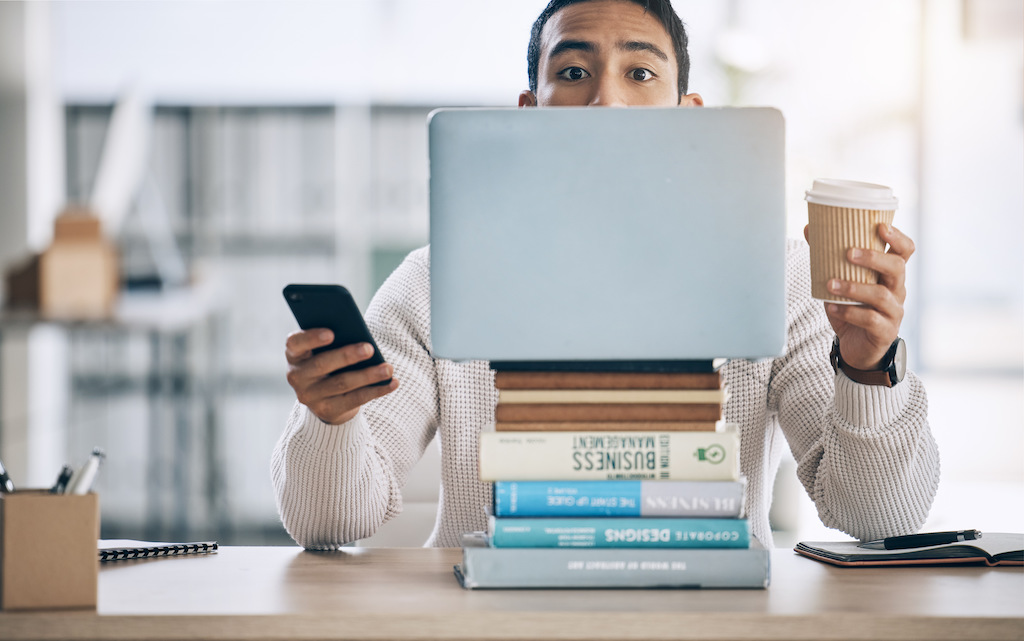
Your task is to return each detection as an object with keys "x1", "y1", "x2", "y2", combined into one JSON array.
[
  {"x1": 631, "y1": 68, "x2": 655, "y2": 81},
  {"x1": 558, "y1": 67, "x2": 590, "y2": 81}
]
